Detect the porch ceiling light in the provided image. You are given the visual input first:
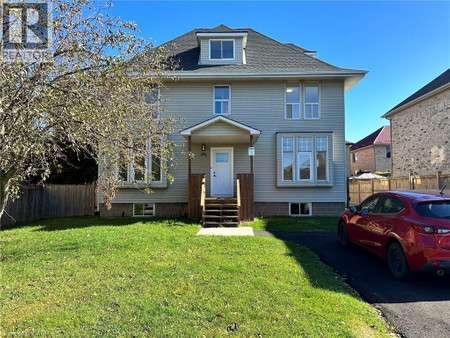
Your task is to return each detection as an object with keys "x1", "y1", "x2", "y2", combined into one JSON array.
[{"x1": 201, "y1": 144, "x2": 206, "y2": 151}]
